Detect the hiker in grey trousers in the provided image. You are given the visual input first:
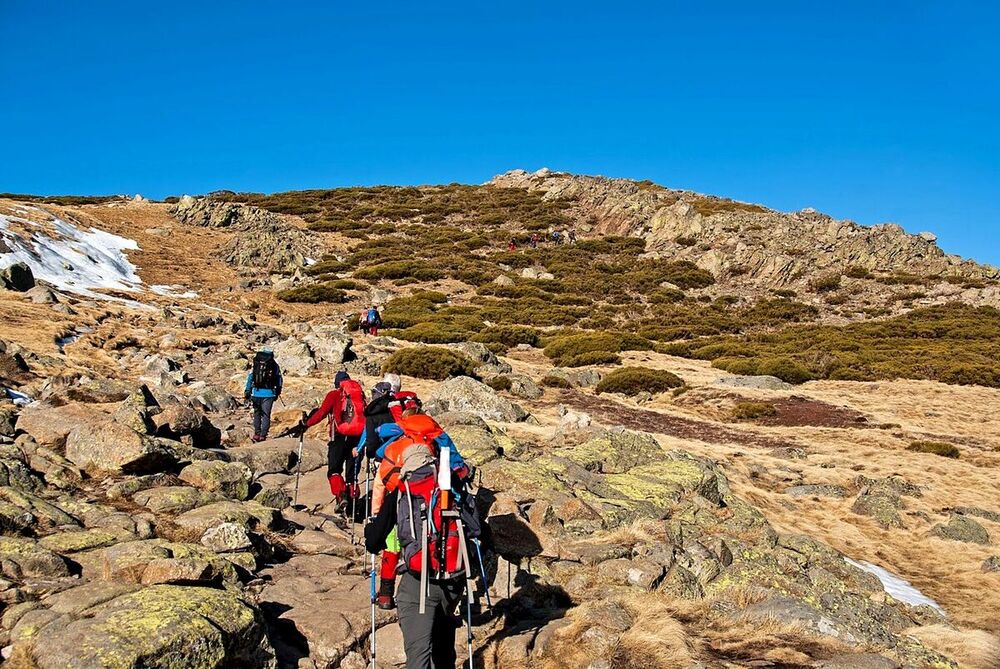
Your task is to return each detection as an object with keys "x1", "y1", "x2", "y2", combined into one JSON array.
[{"x1": 396, "y1": 572, "x2": 464, "y2": 669}]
